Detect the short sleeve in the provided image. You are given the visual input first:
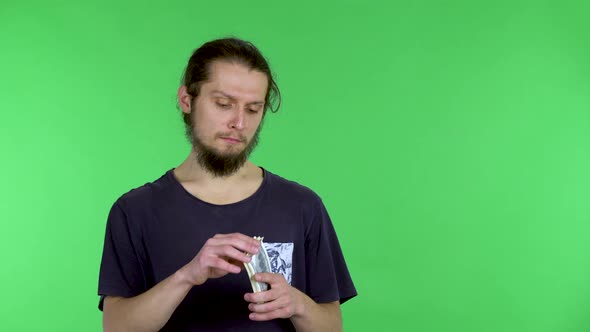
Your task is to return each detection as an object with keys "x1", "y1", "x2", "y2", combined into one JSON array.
[
  {"x1": 305, "y1": 197, "x2": 357, "y2": 304},
  {"x1": 97, "y1": 200, "x2": 148, "y2": 310}
]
